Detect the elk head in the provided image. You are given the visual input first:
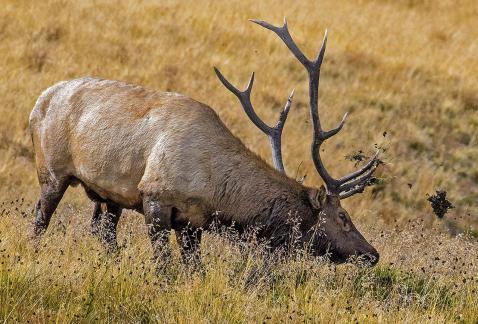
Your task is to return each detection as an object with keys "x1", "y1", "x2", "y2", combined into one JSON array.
[{"x1": 215, "y1": 18, "x2": 380, "y2": 265}]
